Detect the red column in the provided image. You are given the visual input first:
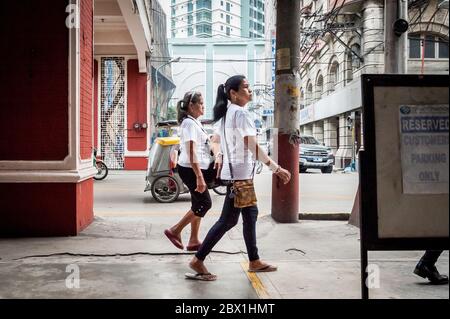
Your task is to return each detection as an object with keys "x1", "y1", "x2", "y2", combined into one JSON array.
[
  {"x1": 272, "y1": 135, "x2": 300, "y2": 223},
  {"x1": 125, "y1": 59, "x2": 148, "y2": 170},
  {"x1": 0, "y1": 0, "x2": 95, "y2": 237}
]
